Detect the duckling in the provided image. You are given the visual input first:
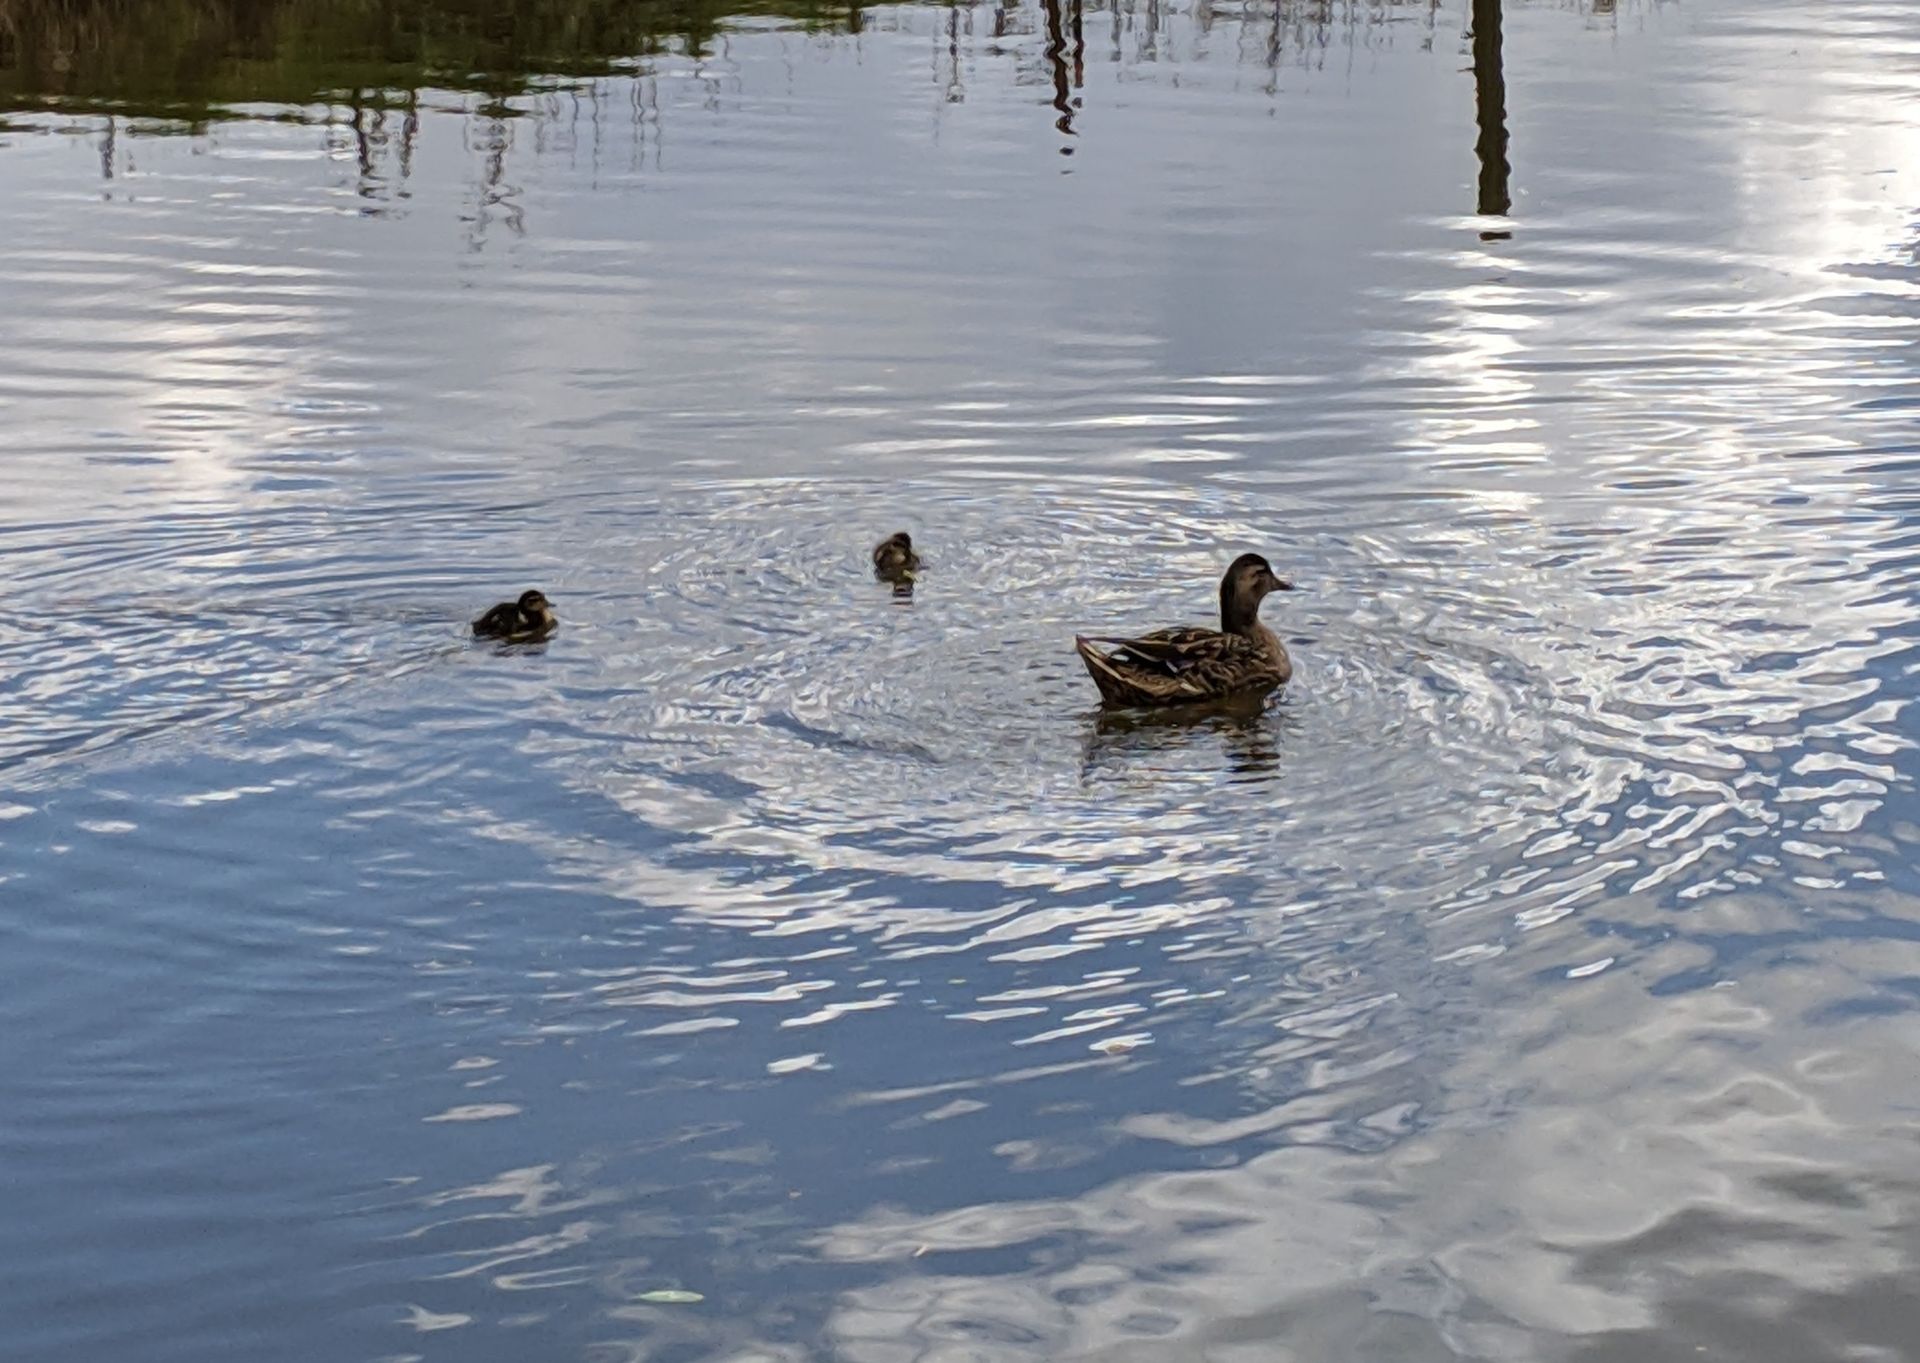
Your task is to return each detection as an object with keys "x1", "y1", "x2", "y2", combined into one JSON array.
[
  {"x1": 1074, "y1": 553, "x2": 1293, "y2": 707},
  {"x1": 472, "y1": 588, "x2": 557, "y2": 641},
  {"x1": 872, "y1": 531, "x2": 920, "y2": 583}
]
